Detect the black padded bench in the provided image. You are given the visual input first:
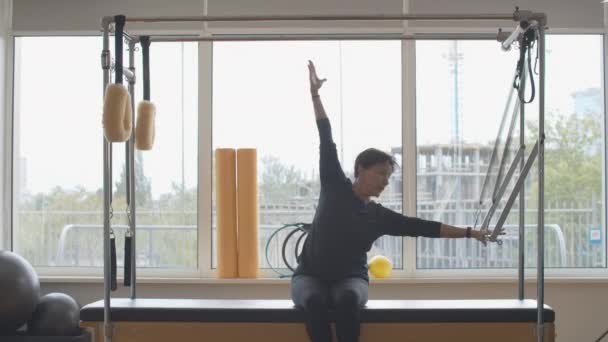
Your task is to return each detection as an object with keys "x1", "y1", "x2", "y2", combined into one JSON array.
[{"x1": 80, "y1": 298, "x2": 555, "y2": 342}]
